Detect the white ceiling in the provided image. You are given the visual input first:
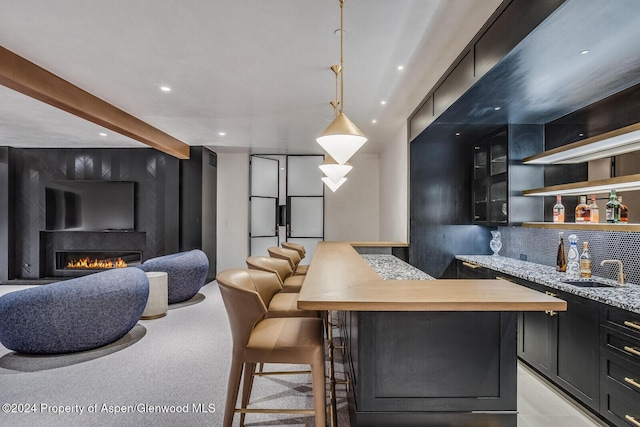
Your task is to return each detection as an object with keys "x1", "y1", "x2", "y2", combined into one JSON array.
[{"x1": 0, "y1": 0, "x2": 503, "y2": 156}]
